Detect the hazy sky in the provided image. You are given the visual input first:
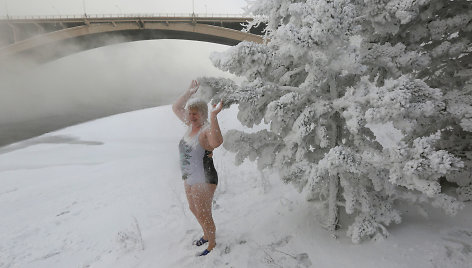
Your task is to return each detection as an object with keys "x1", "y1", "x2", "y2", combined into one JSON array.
[
  {"x1": 1, "y1": 0, "x2": 248, "y2": 16},
  {"x1": 0, "y1": 0, "x2": 249, "y2": 146}
]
